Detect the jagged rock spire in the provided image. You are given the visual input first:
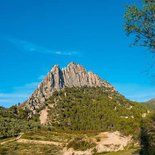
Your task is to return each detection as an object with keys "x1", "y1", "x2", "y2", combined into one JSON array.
[{"x1": 25, "y1": 62, "x2": 115, "y2": 111}]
